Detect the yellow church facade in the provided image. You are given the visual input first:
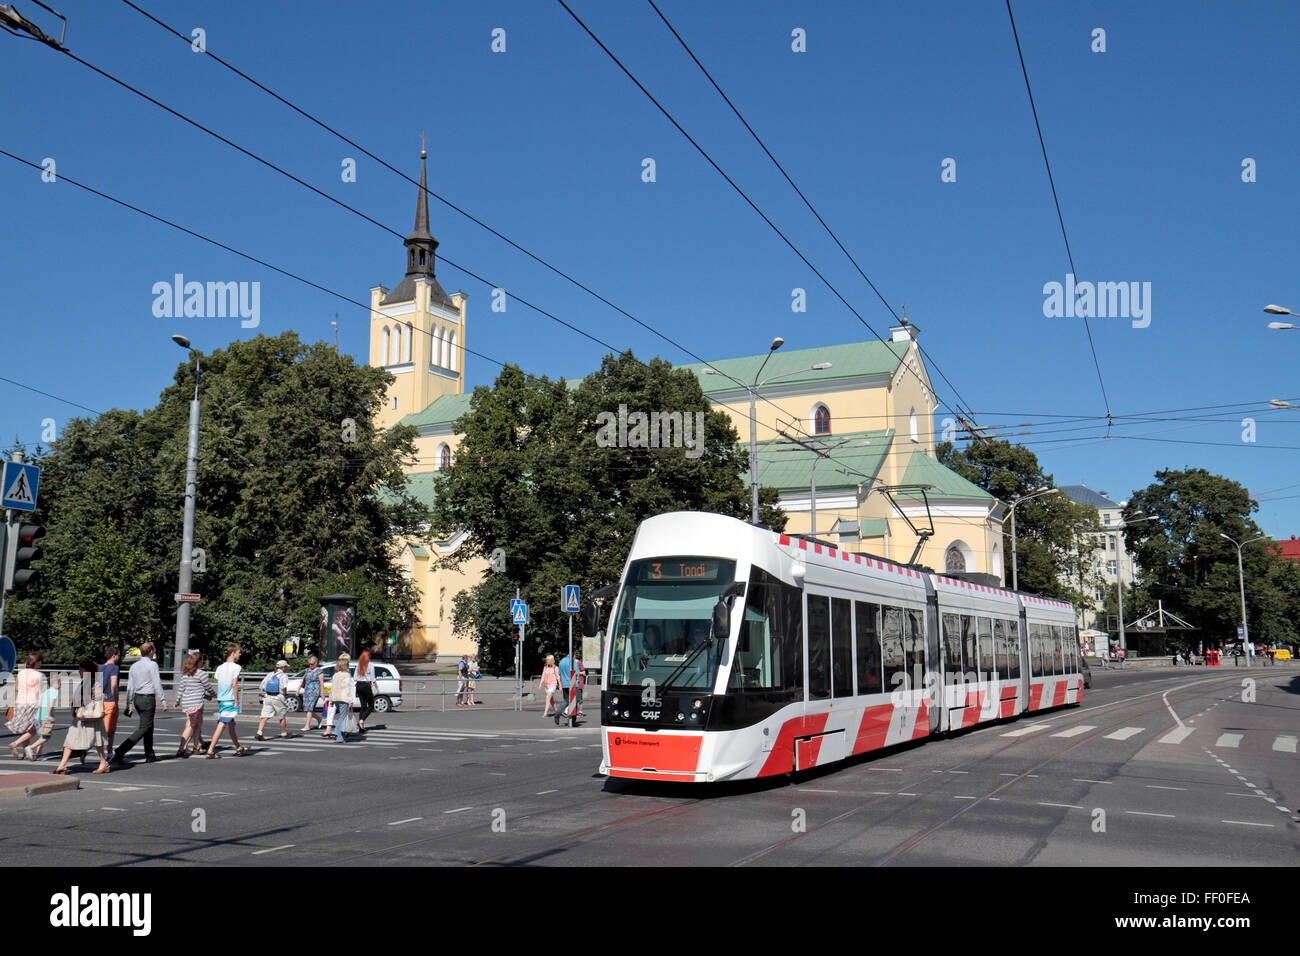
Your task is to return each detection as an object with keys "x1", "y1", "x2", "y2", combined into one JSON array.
[{"x1": 371, "y1": 155, "x2": 1008, "y2": 658}]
